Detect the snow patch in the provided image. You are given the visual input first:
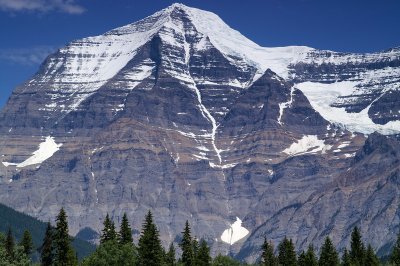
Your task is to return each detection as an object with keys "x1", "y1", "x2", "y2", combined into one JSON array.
[
  {"x1": 221, "y1": 217, "x2": 249, "y2": 245},
  {"x1": 296, "y1": 81, "x2": 400, "y2": 134},
  {"x1": 5, "y1": 137, "x2": 63, "y2": 168},
  {"x1": 209, "y1": 162, "x2": 237, "y2": 169},
  {"x1": 283, "y1": 135, "x2": 326, "y2": 156},
  {"x1": 2, "y1": 162, "x2": 18, "y2": 167},
  {"x1": 337, "y1": 142, "x2": 351, "y2": 149}
]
